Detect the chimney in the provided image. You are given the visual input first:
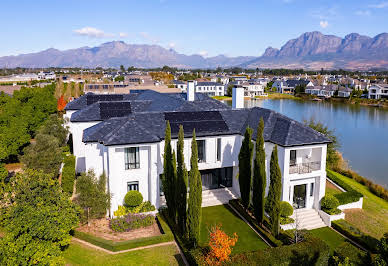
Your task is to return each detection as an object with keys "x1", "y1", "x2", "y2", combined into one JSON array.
[
  {"x1": 232, "y1": 86, "x2": 244, "y2": 109},
  {"x1": 187, "y1": 80, "x2": 195, "y2": 101}
]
